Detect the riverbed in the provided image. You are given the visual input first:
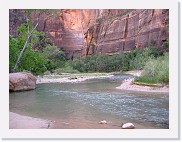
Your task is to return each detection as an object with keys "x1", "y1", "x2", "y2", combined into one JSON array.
[{"x1": 9, "y1": 74, "x2": 169, "y2": 129}]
